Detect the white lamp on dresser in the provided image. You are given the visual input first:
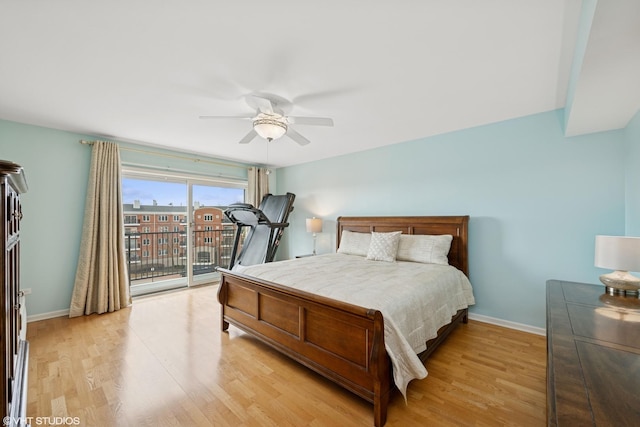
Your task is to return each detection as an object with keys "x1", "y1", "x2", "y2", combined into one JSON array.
[{"x1": 595, "y1": 235, "x2": 640, "y2": 296}]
